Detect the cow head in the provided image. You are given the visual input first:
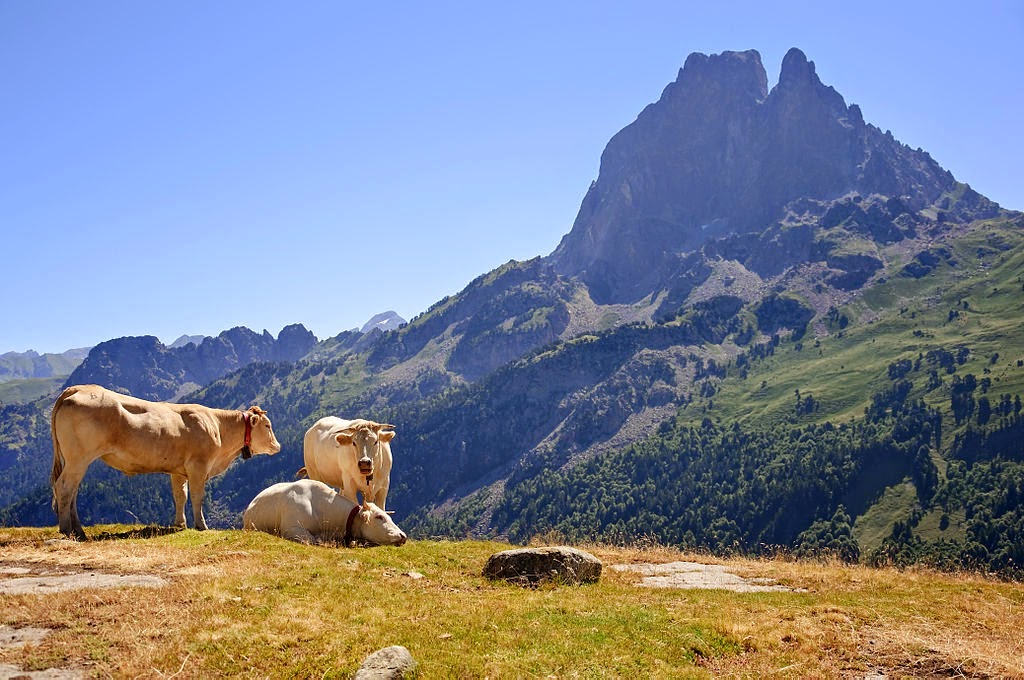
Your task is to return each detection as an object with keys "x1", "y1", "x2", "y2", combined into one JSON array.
[
  {"x1": 357, "y1": 501, "x2": 407, "y2": 546},
  {"x1": 246, "y1": 406, "x2": 282, "y2": 455},
  {"x1": 335, "y1": 422, "x2": 395, "y2": 477}
]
